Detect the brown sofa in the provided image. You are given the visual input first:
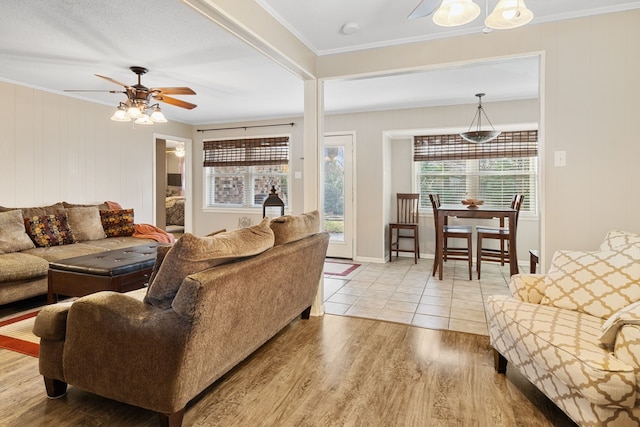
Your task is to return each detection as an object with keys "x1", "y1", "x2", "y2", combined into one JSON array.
[
  {"x1": 33, "y1": 212, "x2": 328, "y2": 427},
  {"x1": 0, "y1": 202, "x2": 155, "y2": 305}
]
